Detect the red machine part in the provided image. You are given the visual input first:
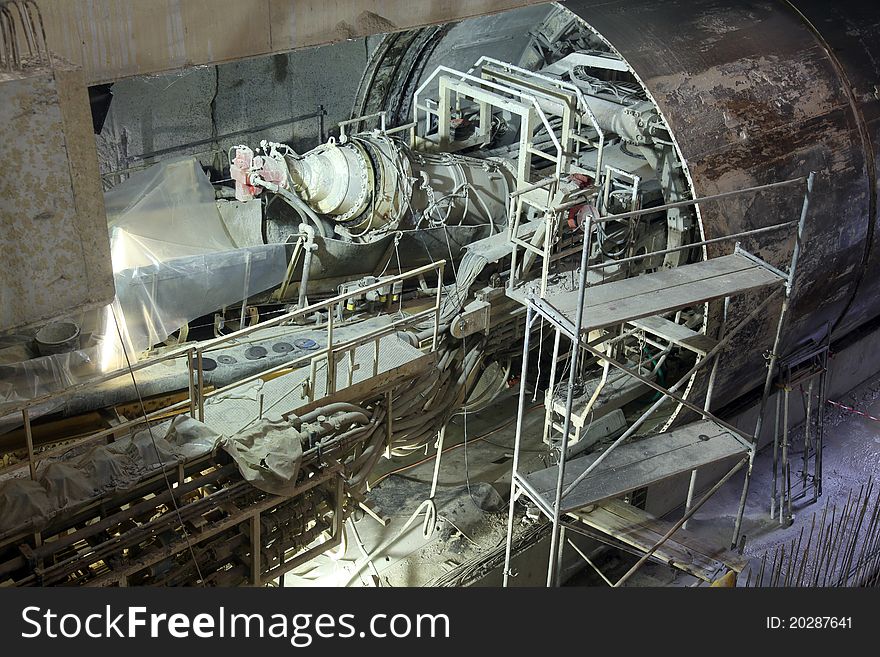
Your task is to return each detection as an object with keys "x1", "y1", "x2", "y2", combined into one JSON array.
[
  {"x1": 231, "y1": 146, "x2": 259, "y2": 201},
  {"x1": 567, "y1": 173, "x2": 594, "y2": 230},
  {"x1": 231, "y1": 146, "x2": 288, "y2": 201}
]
